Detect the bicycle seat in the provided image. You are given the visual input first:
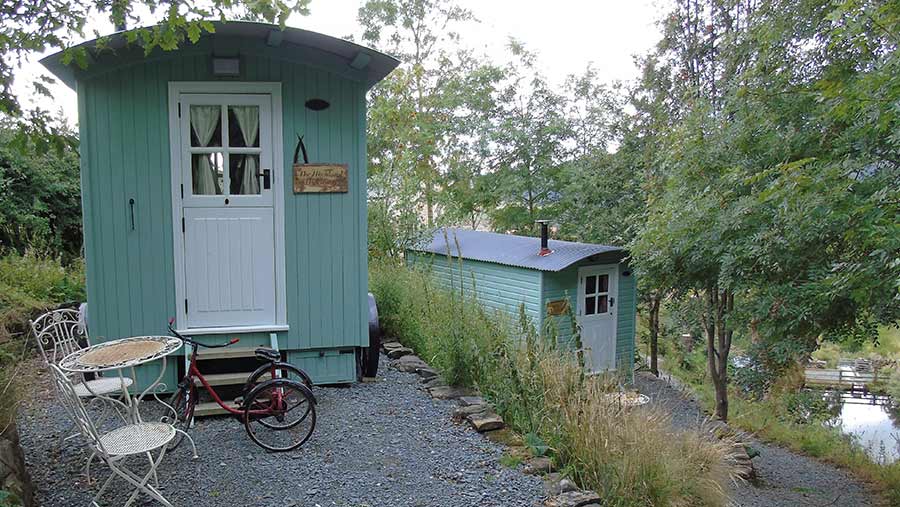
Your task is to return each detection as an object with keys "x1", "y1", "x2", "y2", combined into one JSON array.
[{"x1": 254, "y1": 347, "x2": 280, "y2": 362}]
